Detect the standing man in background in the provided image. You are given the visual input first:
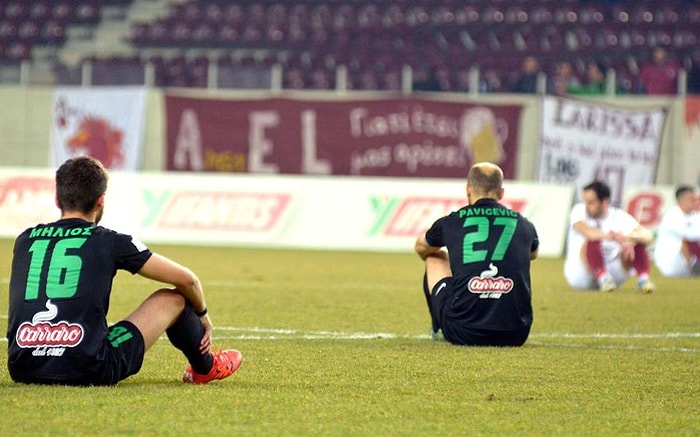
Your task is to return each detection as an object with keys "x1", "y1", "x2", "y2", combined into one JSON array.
[
  {"x1": 564, "y1": 180, "x2": 656, "y2": 293},
  {"x1": 414, "y1": 162, "x2": 539, "y2": 346},
  {"x1": 7, "y1": 156, "x2": 242, "y2": 386},
  {"x1": 653, "y1": 185, "x2": 700, "y2": 277},
  {"x1": 639, "y1": 46, "x2": 681, "y2": 95}
]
